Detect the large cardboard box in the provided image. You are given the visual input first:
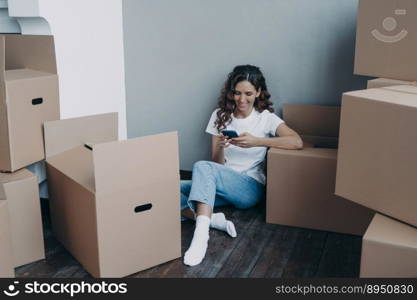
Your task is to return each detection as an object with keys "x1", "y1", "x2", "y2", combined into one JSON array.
[
  {"x1": 266, "y1": 104, "x2": 374, "y2": 235},
  {"x1": 336, "y1": 85, "x2": 417, "y2": 227},
  {"x1": 0, "y1": 34, "x2": 60, "y2": 172},
  {"x1": 361, "y1": 214, "x2": 417, "y2": 278},
  {"x1": 0, "y1": 169, "x2": 45, "y2": 267},
  {"x1": 367, "y1": 78, "x2": 414, "y2": 89},
  {"x1": 0, "y1": 200, "x2": 14, "y2": 278},
  {"x1": 44, "y1": 113, "x2": 181, "y2": 278},
  {"x1": 354, "y1": 0, "x2": 417, "y2": 81}
]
